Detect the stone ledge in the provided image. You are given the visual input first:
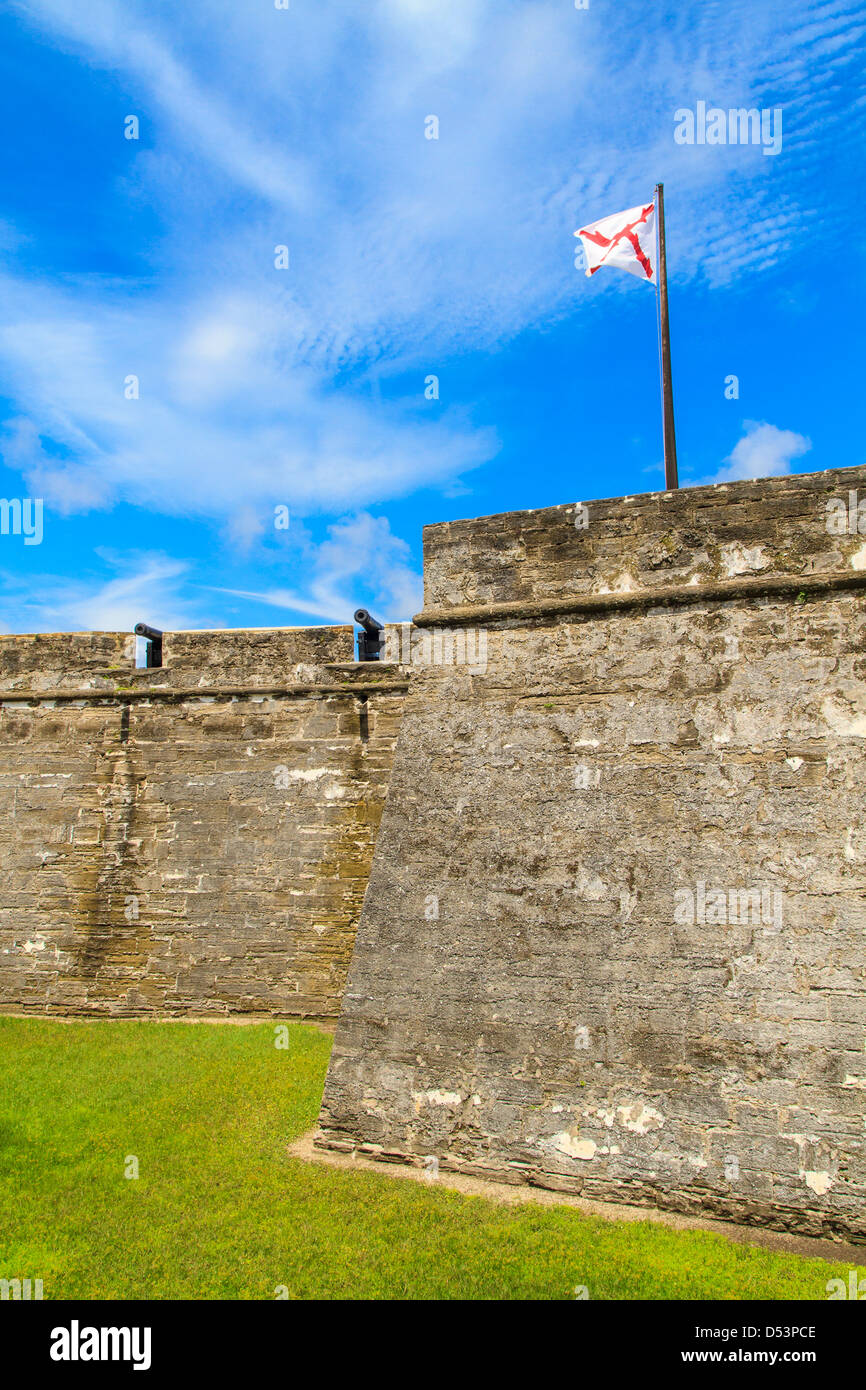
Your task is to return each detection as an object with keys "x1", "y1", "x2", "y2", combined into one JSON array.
[
  {"x1": 0, "y1": 681, "x2": 411, "y2": 704},
  {"x1": 414, "y1": 569, "x2": 866, "y2": 627}
]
